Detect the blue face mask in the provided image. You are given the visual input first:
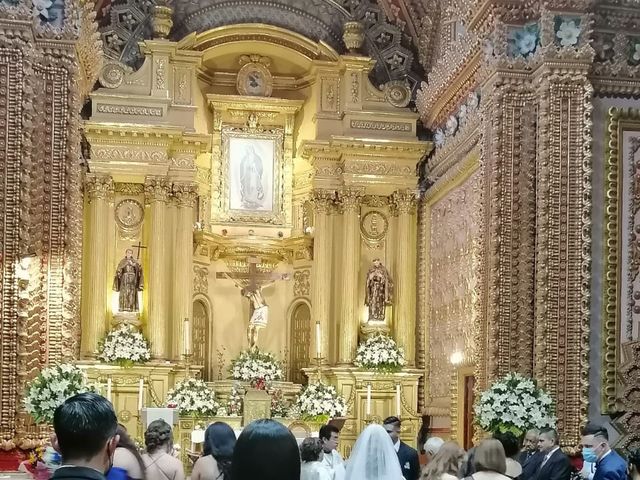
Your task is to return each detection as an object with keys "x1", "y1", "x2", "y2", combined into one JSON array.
[{"x1": 583, "y1": 447, "x2": 598, "y2": 463}]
